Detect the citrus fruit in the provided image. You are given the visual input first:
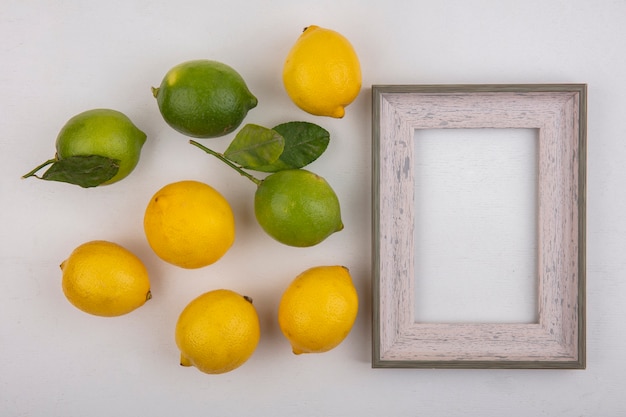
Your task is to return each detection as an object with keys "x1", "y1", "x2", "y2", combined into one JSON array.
[
  {"x1": 23, "y1": 108, "x2": 147, "y2": 186},
  {"x1": 283, "y1": 25, "x2": 361, "y2": 118},
  {"x1": 175, "y1": 289, "x2": 261, "y2": 374},
  {"x1": 60, "y1": 240, "x2": 151, "y2": 317},
  {"x1": 55, "y1": 109, "x2": 147, "y2": 184},
  {"x1": 152, "y1": 59, "x2": 258, "y2": 138},
  {"x1": 254, "y1": 169, "x2": 343, "y2": 247},
  {"x1": 278, "y1": 265, "x2": 358, "y2": 354},
  {"x1": 143, "y1": 180, "x2": 235, "y2": 269}
]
